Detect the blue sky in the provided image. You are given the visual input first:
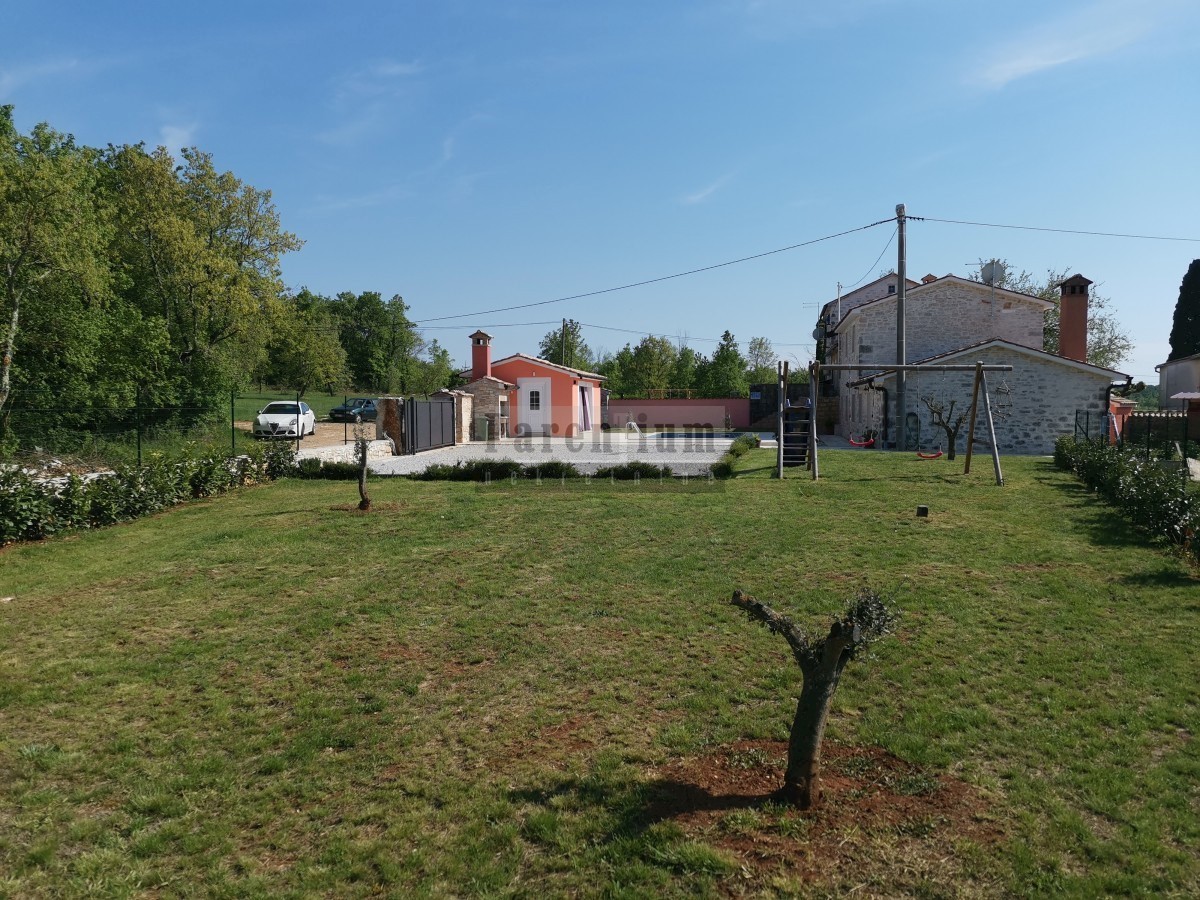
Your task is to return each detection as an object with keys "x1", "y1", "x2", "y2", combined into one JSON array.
[{"x1": 6, "y1": 0, "x2": 1200, "y2": 383}]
